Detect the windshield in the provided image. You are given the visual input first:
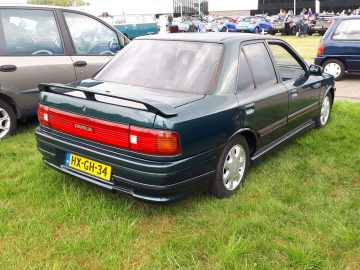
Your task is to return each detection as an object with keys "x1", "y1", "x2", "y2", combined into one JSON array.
[{"x1": 95, "y1": 40, "x2": 224, "y2": 94}]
